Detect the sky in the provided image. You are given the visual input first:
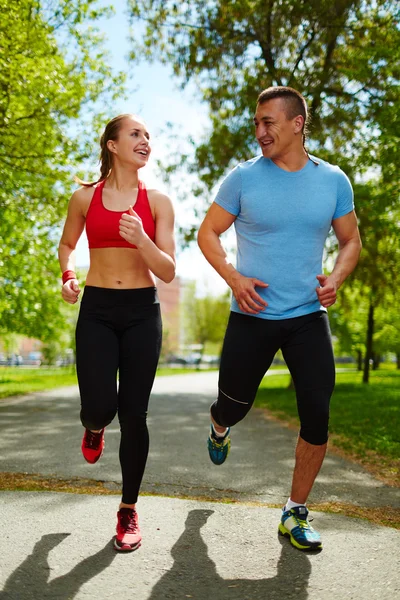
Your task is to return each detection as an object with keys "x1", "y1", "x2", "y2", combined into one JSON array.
[{"x1": 74, "y1": 0, "x2": 234, "y2": 296}]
